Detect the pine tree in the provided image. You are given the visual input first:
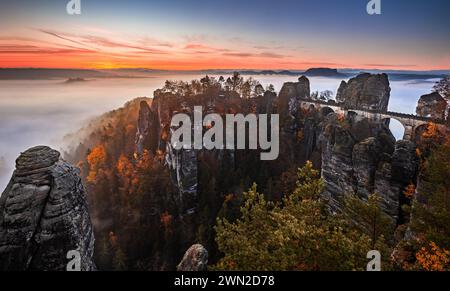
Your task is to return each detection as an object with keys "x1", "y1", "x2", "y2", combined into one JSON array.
[{"x1": 214, "y1": 162, "x2": 379, "y2": 271}]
